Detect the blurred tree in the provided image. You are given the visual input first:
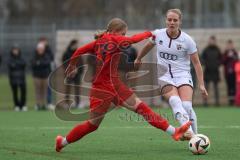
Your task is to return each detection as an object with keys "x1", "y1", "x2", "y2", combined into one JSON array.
[{"x1": 1, "y1": 0, "x2": 240, "y2": 28}]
